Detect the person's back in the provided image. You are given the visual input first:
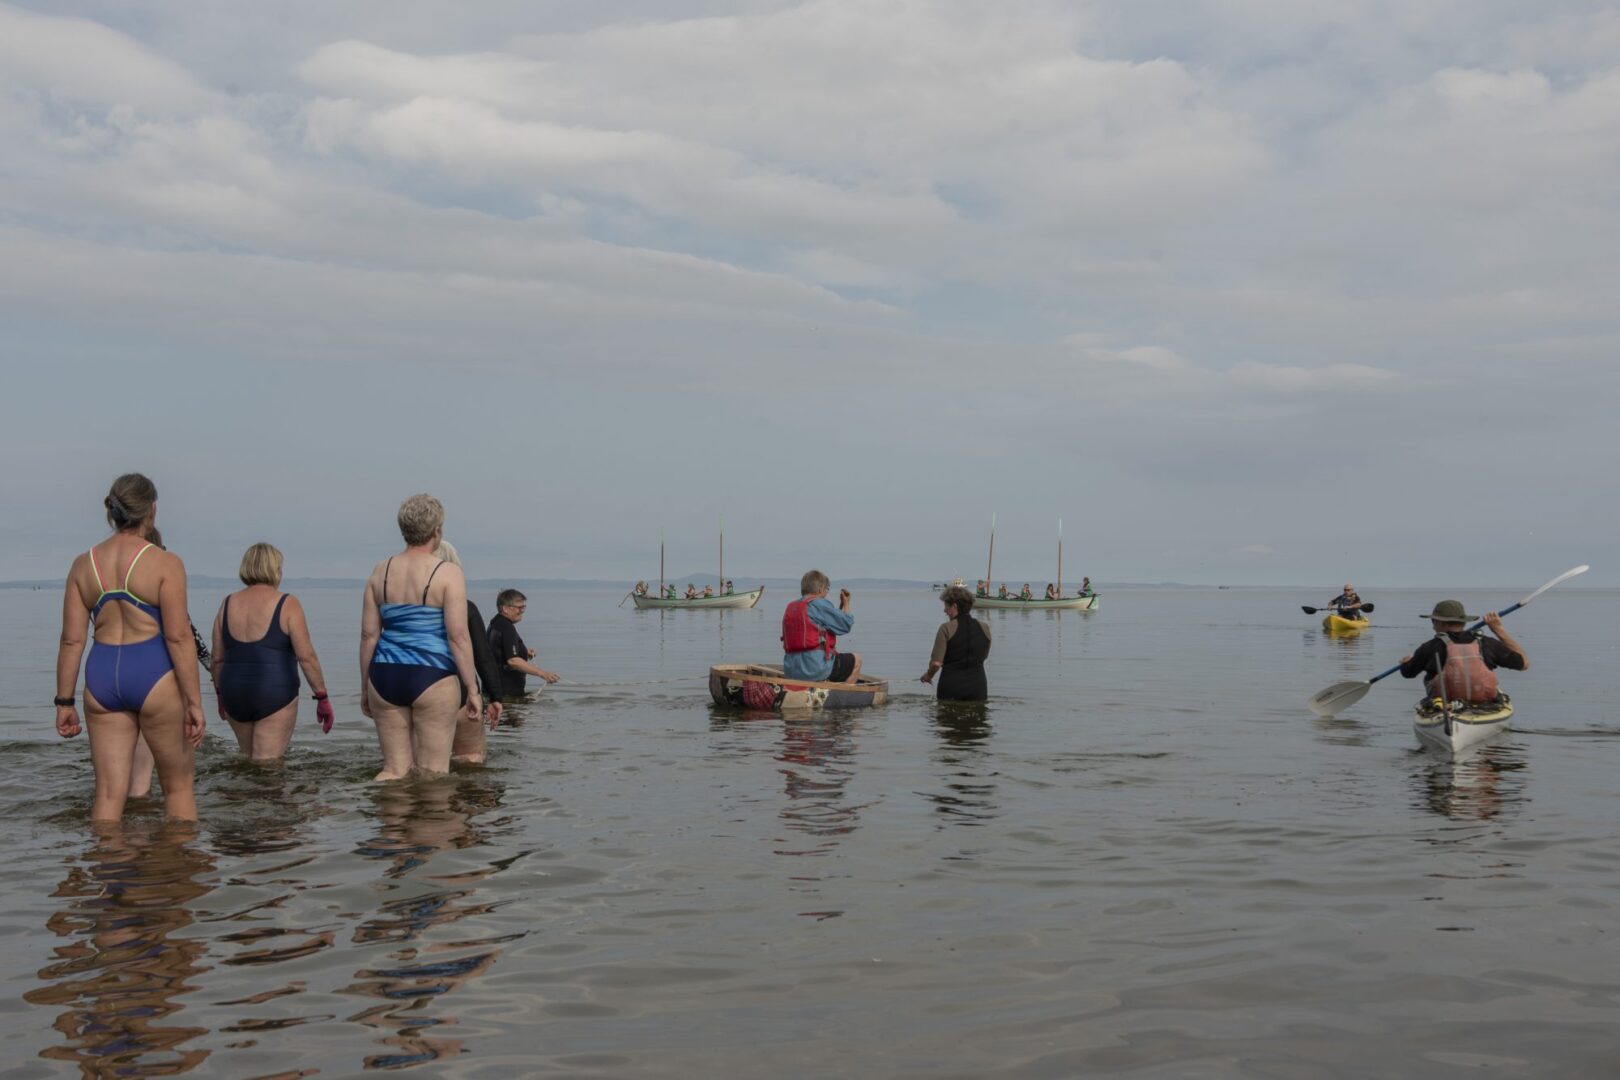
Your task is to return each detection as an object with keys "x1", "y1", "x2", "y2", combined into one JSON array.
[
  {"x1": 781, "y1": 569, "x2": 859, "y2": 683},
  {"x1": 217, "y1": 585, "x2": 299, "y2": 721},
  {"x1": 1400, "y1": 601, "x2": 1528, "y2": 705}
]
